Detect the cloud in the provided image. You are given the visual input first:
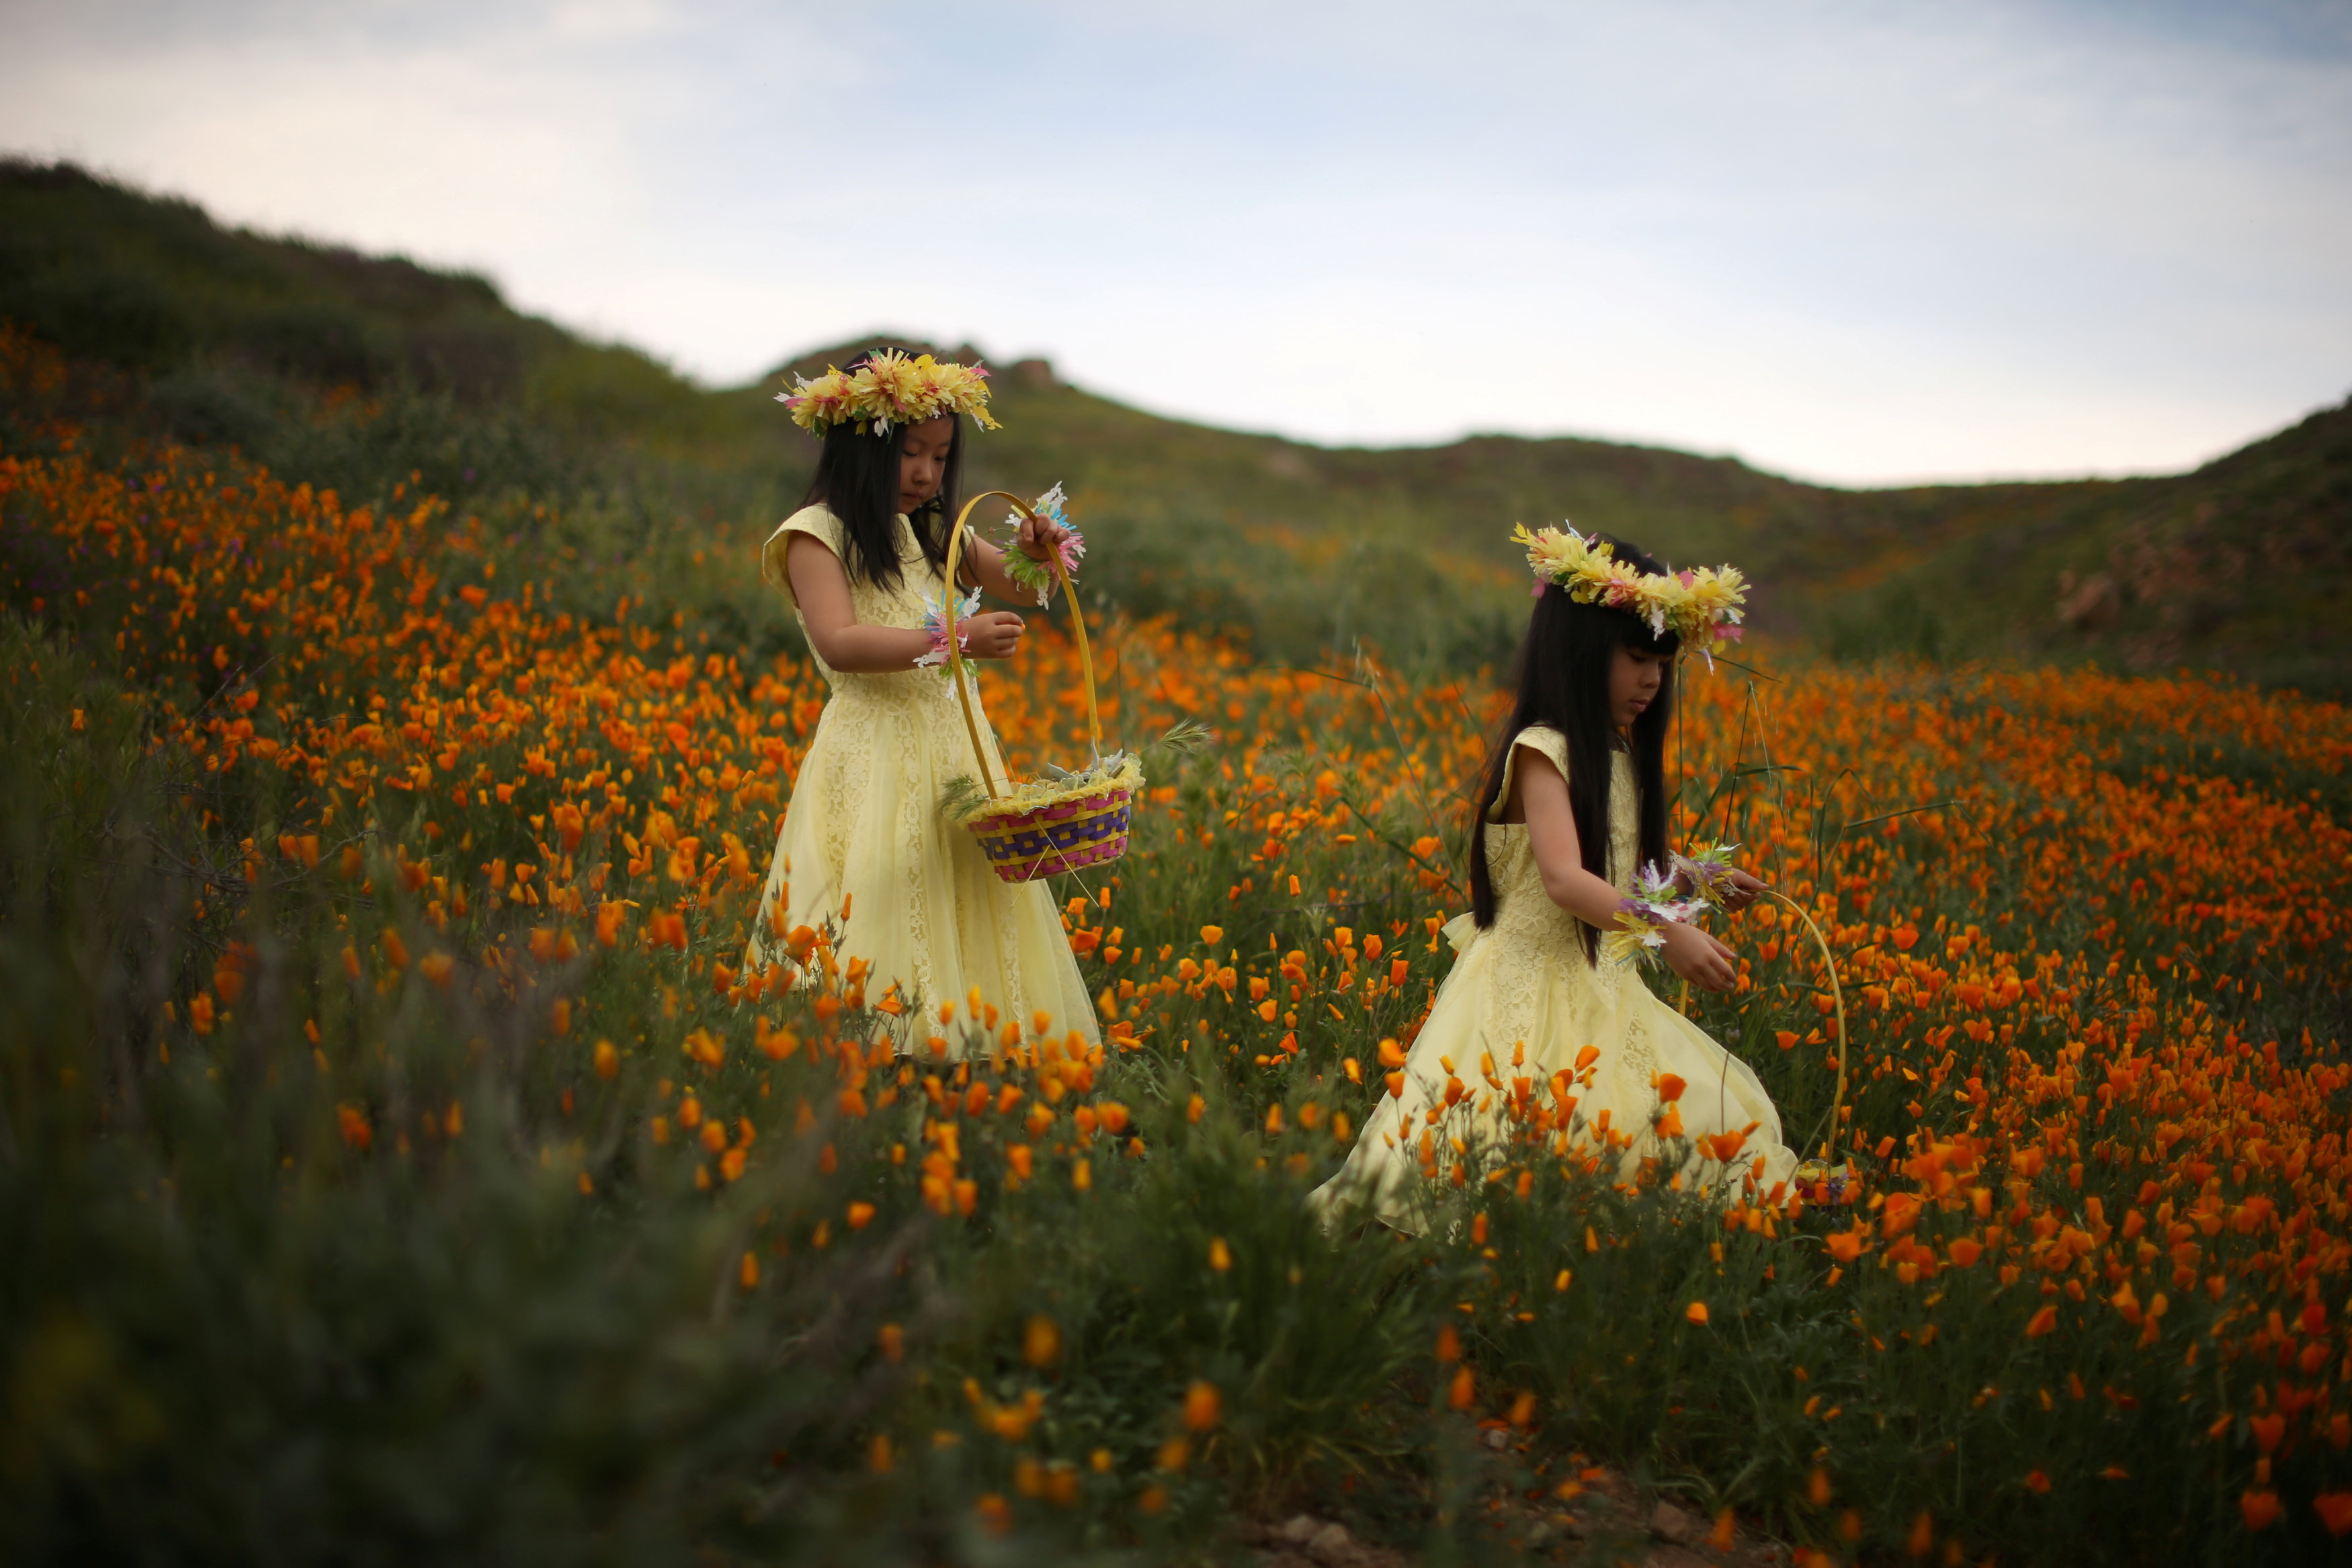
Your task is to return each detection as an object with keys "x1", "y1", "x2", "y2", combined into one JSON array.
[{"x1": 2, "y1": 0, "x2": 2347, "y2": 481}]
